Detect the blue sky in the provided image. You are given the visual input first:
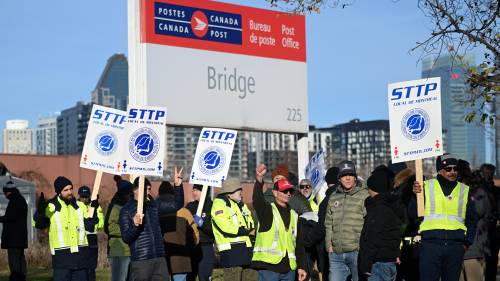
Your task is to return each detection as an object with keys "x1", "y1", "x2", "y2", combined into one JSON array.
[{"x1": 0, "y1": 0, "x2": 451, "y2": 149}]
